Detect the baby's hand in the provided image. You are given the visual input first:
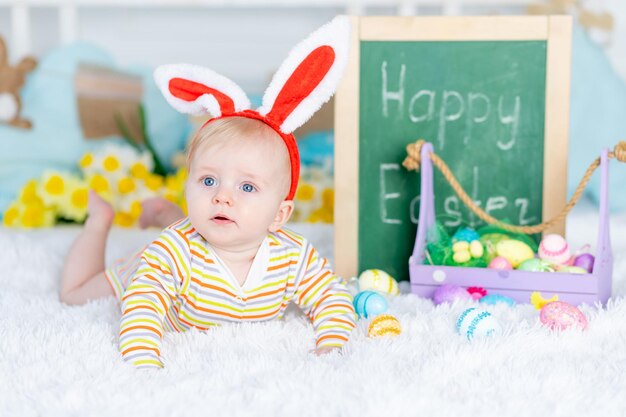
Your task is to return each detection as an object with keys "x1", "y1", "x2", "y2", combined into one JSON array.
[{"x1": 314, "y1": 346, "x2": 341, "y2": 356}]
